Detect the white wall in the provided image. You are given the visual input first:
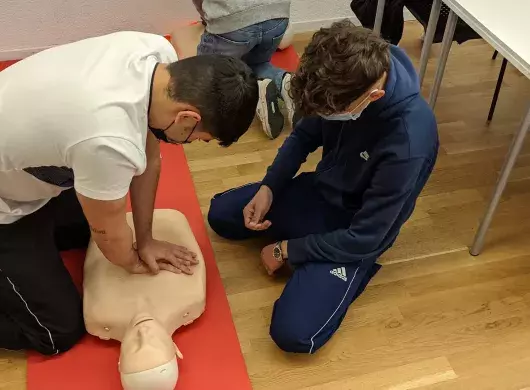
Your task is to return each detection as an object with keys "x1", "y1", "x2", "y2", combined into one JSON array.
[
  {"x1": 291, "y1": 0, "x2": 356, "y2": 32},
  {"x1": 0, "y1": 0, "x2": 410, "y2": 59},
  {"x1": 0, "y1": 0, "x2": 196, "y2": 58}
]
